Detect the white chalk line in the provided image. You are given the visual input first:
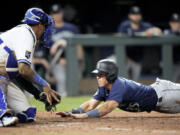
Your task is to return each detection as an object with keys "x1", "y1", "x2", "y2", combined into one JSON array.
[{"x1": 96, "y1": 127, "x2": 179, "y2": 134}]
